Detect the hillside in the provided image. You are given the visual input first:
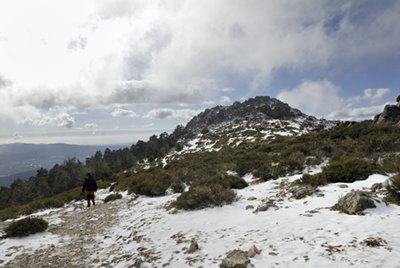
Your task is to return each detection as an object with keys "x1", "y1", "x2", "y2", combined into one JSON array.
[{"x1": 1, "y1": 95, "x2": 400, "y2": 267}]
